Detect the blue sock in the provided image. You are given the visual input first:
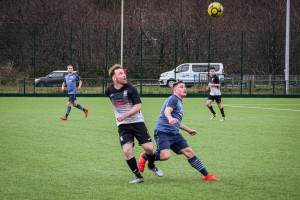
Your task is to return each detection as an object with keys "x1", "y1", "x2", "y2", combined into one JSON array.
[
  {"x1": 155, "y1": 150, "x2": 161, "y2": 161},
  {"x1": 76, "y1": 104, "x2": 84, "y2": 111},
  {"x1": 66, "y1": 106, "x2": 71, "y2": 117},
  {"x1": 143, "y1": 150, "x2": 161, "y2": 161},
  {"x1": 188, "y1": 156, "x2": 208, "y2": 176}
]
